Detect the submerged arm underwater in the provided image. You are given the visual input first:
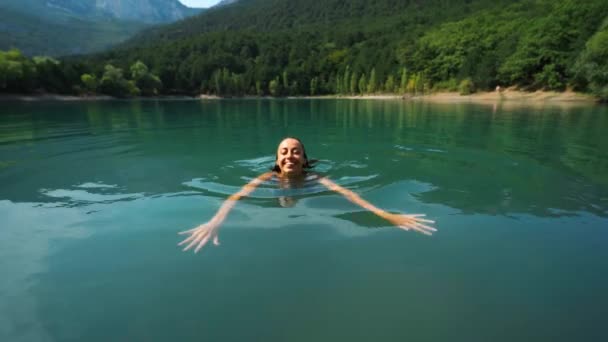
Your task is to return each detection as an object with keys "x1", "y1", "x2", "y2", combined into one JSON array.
[
  {"x1": 317, "y1": 177, "x2": 436, "y2": 236},
  {"x1": 178, "y1": 173, "x2": 436, "y2": 253},
  {"x1": 178, "y1": 172, "x2": 274, "y2": 253}
]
